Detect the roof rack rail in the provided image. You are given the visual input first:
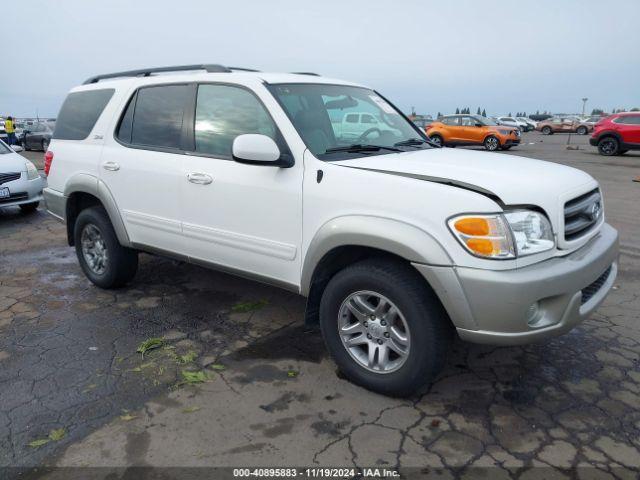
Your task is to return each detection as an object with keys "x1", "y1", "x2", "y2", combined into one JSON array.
[
  {"x1": 82, "y1": 64, "x2": 233, "y2": 85},
  {"x1": 290, "y1": 72, "x2": 321, "y2": 76},
  {"x1": 228, "y1": 67, "x2": 261, "y2": 72}
]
